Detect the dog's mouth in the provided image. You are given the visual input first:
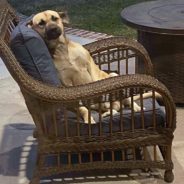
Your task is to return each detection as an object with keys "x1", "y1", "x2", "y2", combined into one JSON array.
[{"x1": 46, "y1": 26, "x2": 62, "y2": 40}]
